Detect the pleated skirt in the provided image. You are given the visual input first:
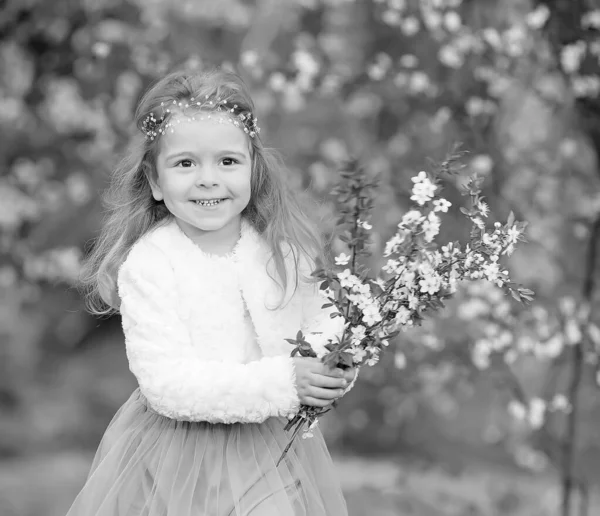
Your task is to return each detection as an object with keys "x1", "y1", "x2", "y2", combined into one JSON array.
[{"x1": 65, "y1": 388, "x2": 348, "y2": 515}]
